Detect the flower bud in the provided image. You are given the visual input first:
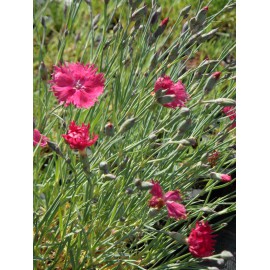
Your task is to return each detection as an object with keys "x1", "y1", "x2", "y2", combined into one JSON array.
[
  {"x1": 129, "y1": 0, "x2": 143, "y2": 10},
  {"x1": 167, "y1": 43, "x2": 180, "y2": 62},
  {"x1": 179, "y1": 137, "x2": 197, "y2": 148},
  {"x1": 125, "y1": 187, "x2": 134, "y2": 195},
  {"x1": 220, "y1": 250, "x2": 234, "y2": 259},
  {"x1": 39, "y1": 61, "x2": 48, "y2": 81},
  {"x1": 93, "y1": 14, "x2": 100, "y2": 27},
  {"x1": 179, "y1": 107, "x2": 190, "y2": 117},
  {"x1": 187, "y1": 32, "x2": 202, "y2": 46},
  {"x1": 189, "y1": 17, "x2": 197, "y2": 32},
  {"x1": 201, "y1": 98, "x2": 236, "y2": 106},
  {"x1": 119, "y1": 118, "x2": 136, "y2": 134},
  {"x1": 102, "y1": 174, "x2": 116, "y2": 181},
  {"x1": 203, "y1": 72, "x2": 221, "y2": 94},
  {"x1": 131, "y1": 5, "x2": 147, "y2": 21},
  {"x1": 196, "y1": 6, "x2": 208, "y2": 25},
  {"x1": 178, "y1": 118, "x2": 192, "y2": 135},
  {"x1": 104, "y1": 0, "x2": 110, "y2": 4},
  {"x1": 99, "y1": 161, "x2": 109, "y2": 173},
  {"x1": 104, "y1": 122, "x2": 115, "y2": 136},
  {"x1": 151, "y1": 6, "x2": 162, "y2": 25},
  {"x1": 201, "y1": 28, "x2": 218, "y2": 42},
  {"x1": 134, "y1": 178, "x2": 142, "y2": 187},
  {"x1": 195, "y1": 60, "x2": 219, "y2": 78},
  {"x1": 180, "y1": 5, "x2": 191, "y2": 18},
  {"x1": 207, "y1": 267, "x2": 219, "y2": 270},
  {"x1": 148, "y1": 208, "x2": 160, "y2": 217},
  {"x1": 157, "y1": 94, "x2": 176, "y2": 105},
  {"x1": 153, "y1": 18, "x2": 168, "y2": 39},
  {"x1": 210, "y1": 172, "x2": 232, "y2": 182},
  {"x1": 166, "y1": 231, "x2": 186, "y2": 243},
  {"x1": 200, "y1": 206, "x2": 216, "y2": 214},
  {"x1": 148, "y1": 132, "x2": 157, "y2": 141},
  {"x1": 47, "y1": 141, "x2": 65, "y2": 159},
  {"x1": 181, "y1": 21, "x2": 189, "y2": 35},
  {"x1": 140, "y1": 181, "x2": 154, "y2": 190},
  {"x1": 160, "y1": 18, "x2": 169, "y2": 26}
]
